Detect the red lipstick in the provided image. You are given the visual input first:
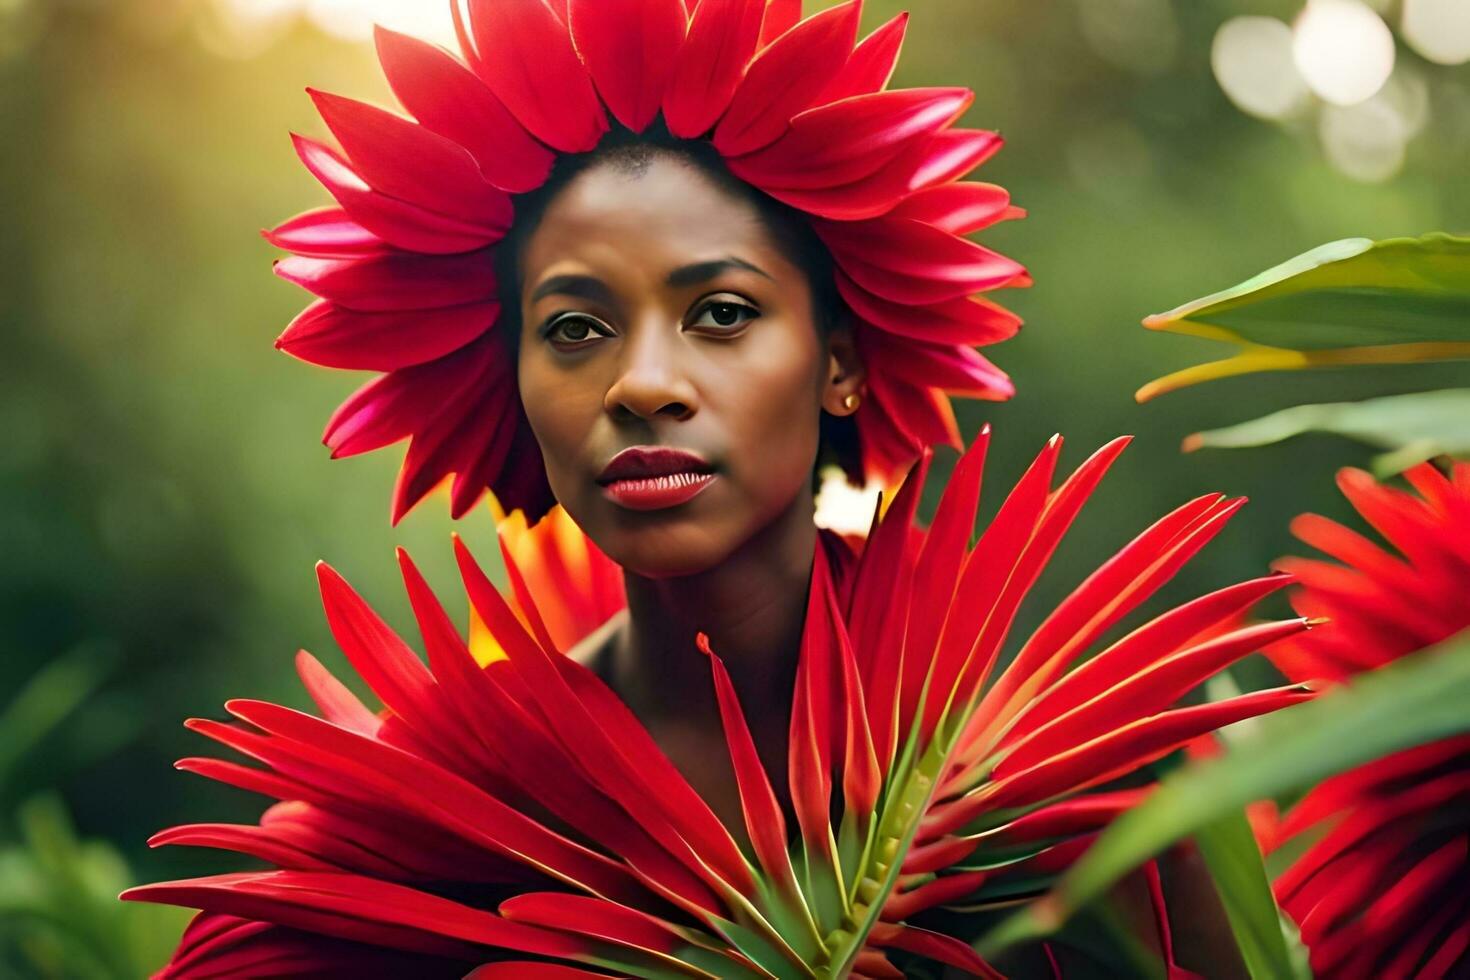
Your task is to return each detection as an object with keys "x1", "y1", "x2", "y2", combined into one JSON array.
[{"x1": 596, "y1": 447, "x2": 717, "y2": 511}]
